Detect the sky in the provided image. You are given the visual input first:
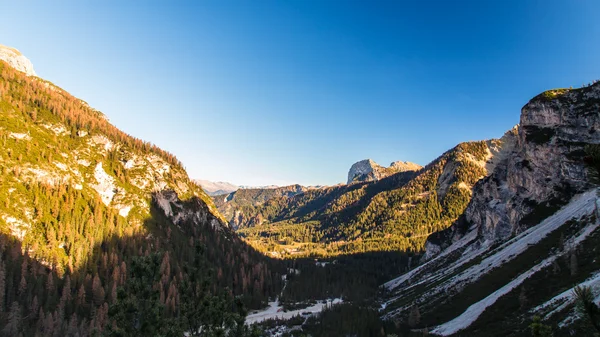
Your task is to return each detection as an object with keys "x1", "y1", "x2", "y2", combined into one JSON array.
[{"x1": 1, "y1": 1, "x2": 599, "y2": 186}]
